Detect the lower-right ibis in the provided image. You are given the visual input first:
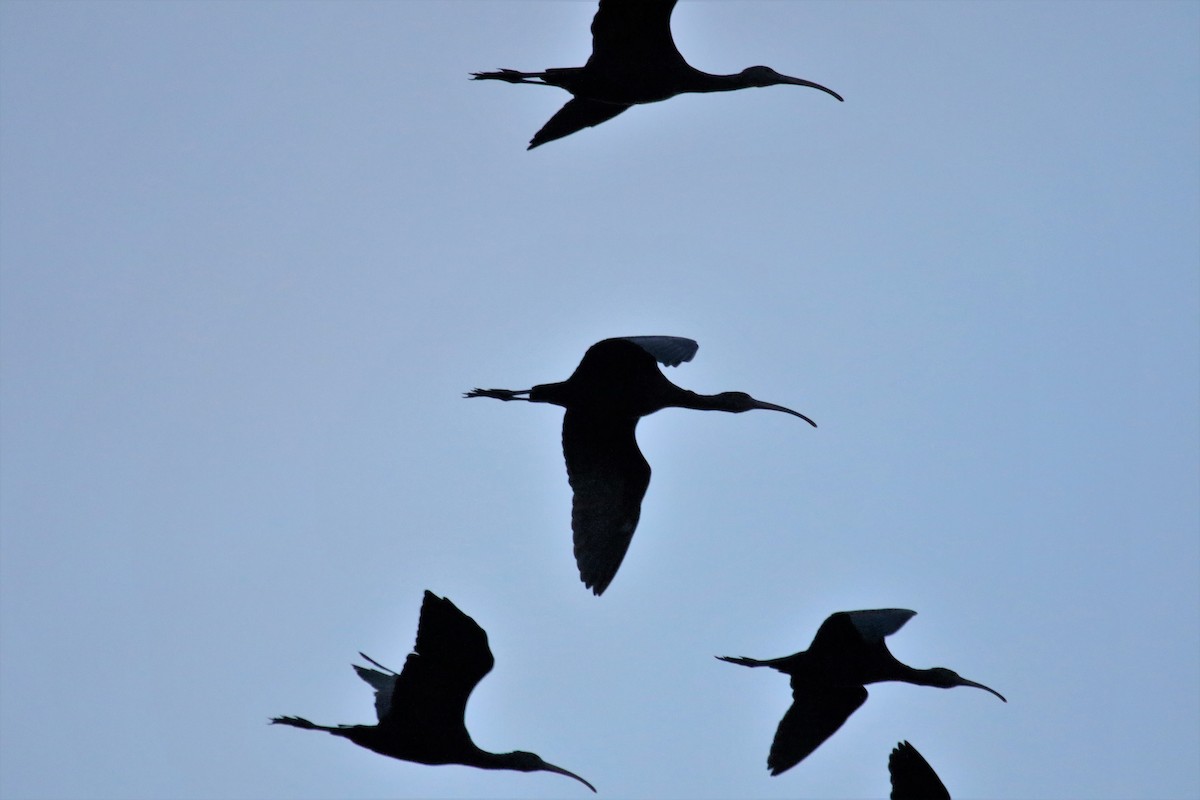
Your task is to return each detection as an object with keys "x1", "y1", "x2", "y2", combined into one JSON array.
[{"x1": 717, "y1": 609, "x2": 1005, "y2": 775}]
